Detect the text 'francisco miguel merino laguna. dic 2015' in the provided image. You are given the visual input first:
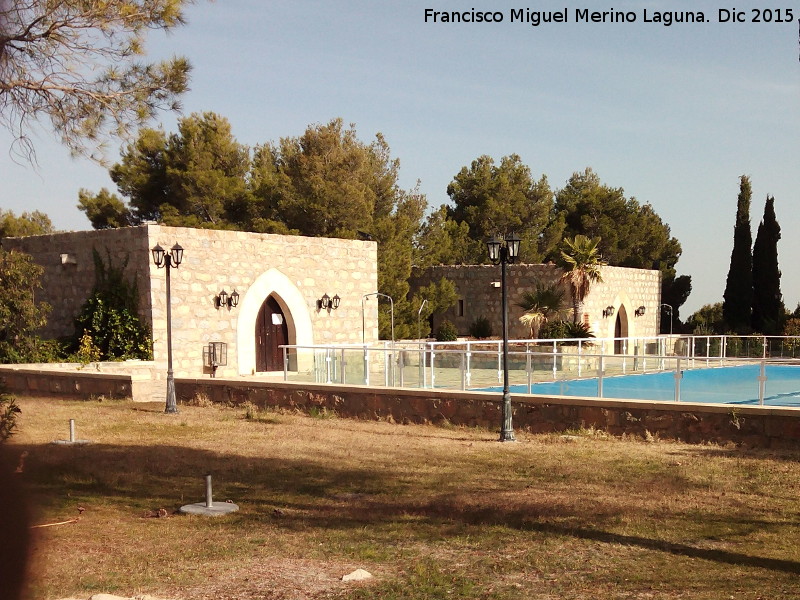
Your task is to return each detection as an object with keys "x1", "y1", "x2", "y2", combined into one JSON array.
[{"x1": 423, "y1": 8, "x2": 796, "y2": 27}]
